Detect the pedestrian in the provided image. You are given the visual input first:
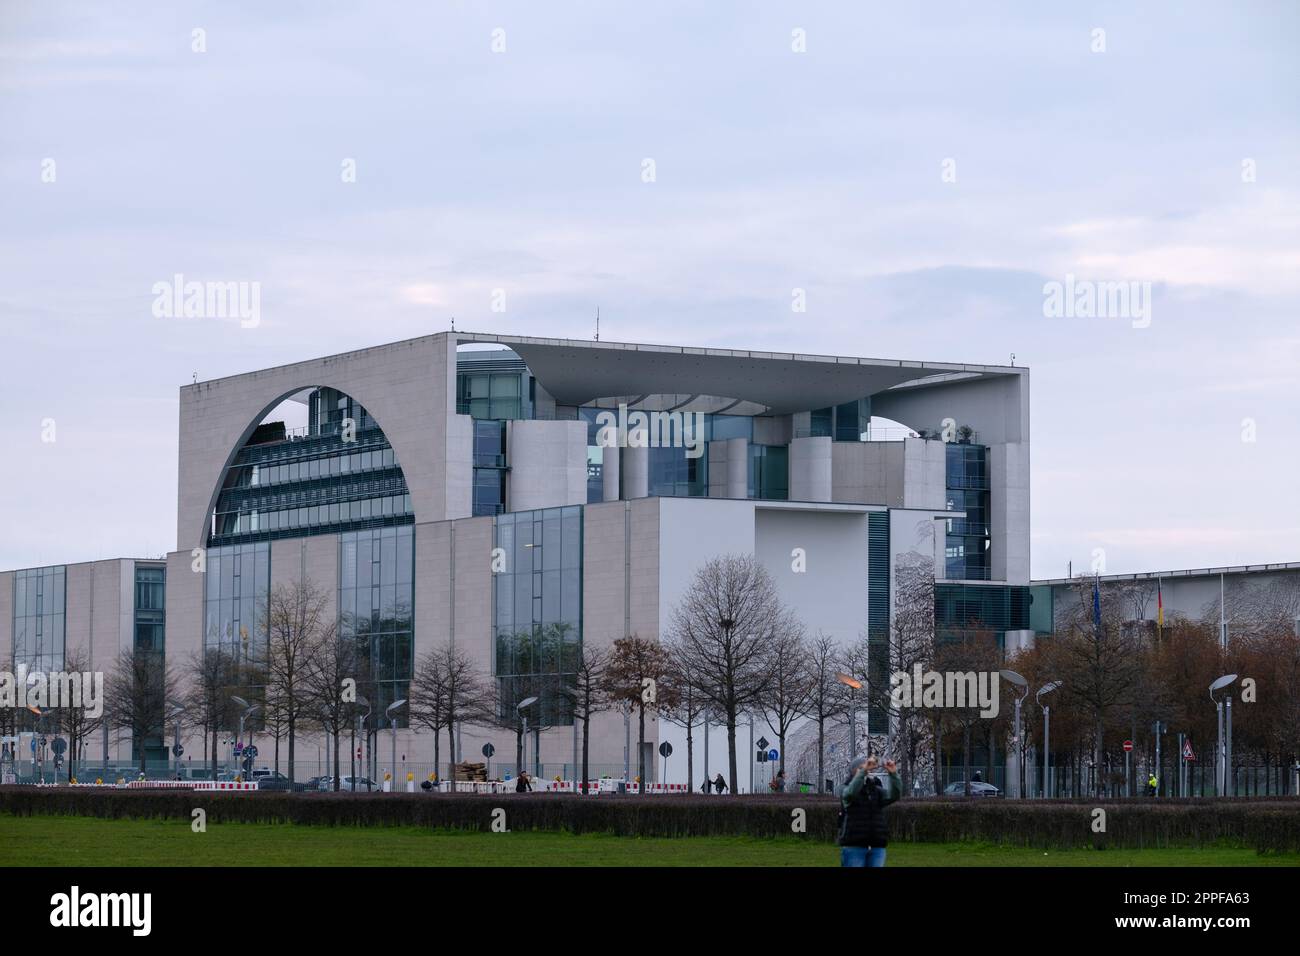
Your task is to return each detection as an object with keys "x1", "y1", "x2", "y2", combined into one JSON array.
[
  {"x1": 713, "y1": 772, "x2": 728, "y2": 794},
  {"x1": 769, "y1": 770, "x2": 786, "y2": 793},
  {"x1": 1147, "y1": 772, "x2": 1157, "y2": 797},
  {"x1": 700, "y1": 777, "x2": 711, "y2": 794},
  {"x1": 836, "y1": 756, "x2": 901, "y2": 867},
  {"x1": 973, "y1": 769, "x2": 982, "y2": 783},
  {"x1": 516, "y1": 771, "x2": 533, "y2": 793}
]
